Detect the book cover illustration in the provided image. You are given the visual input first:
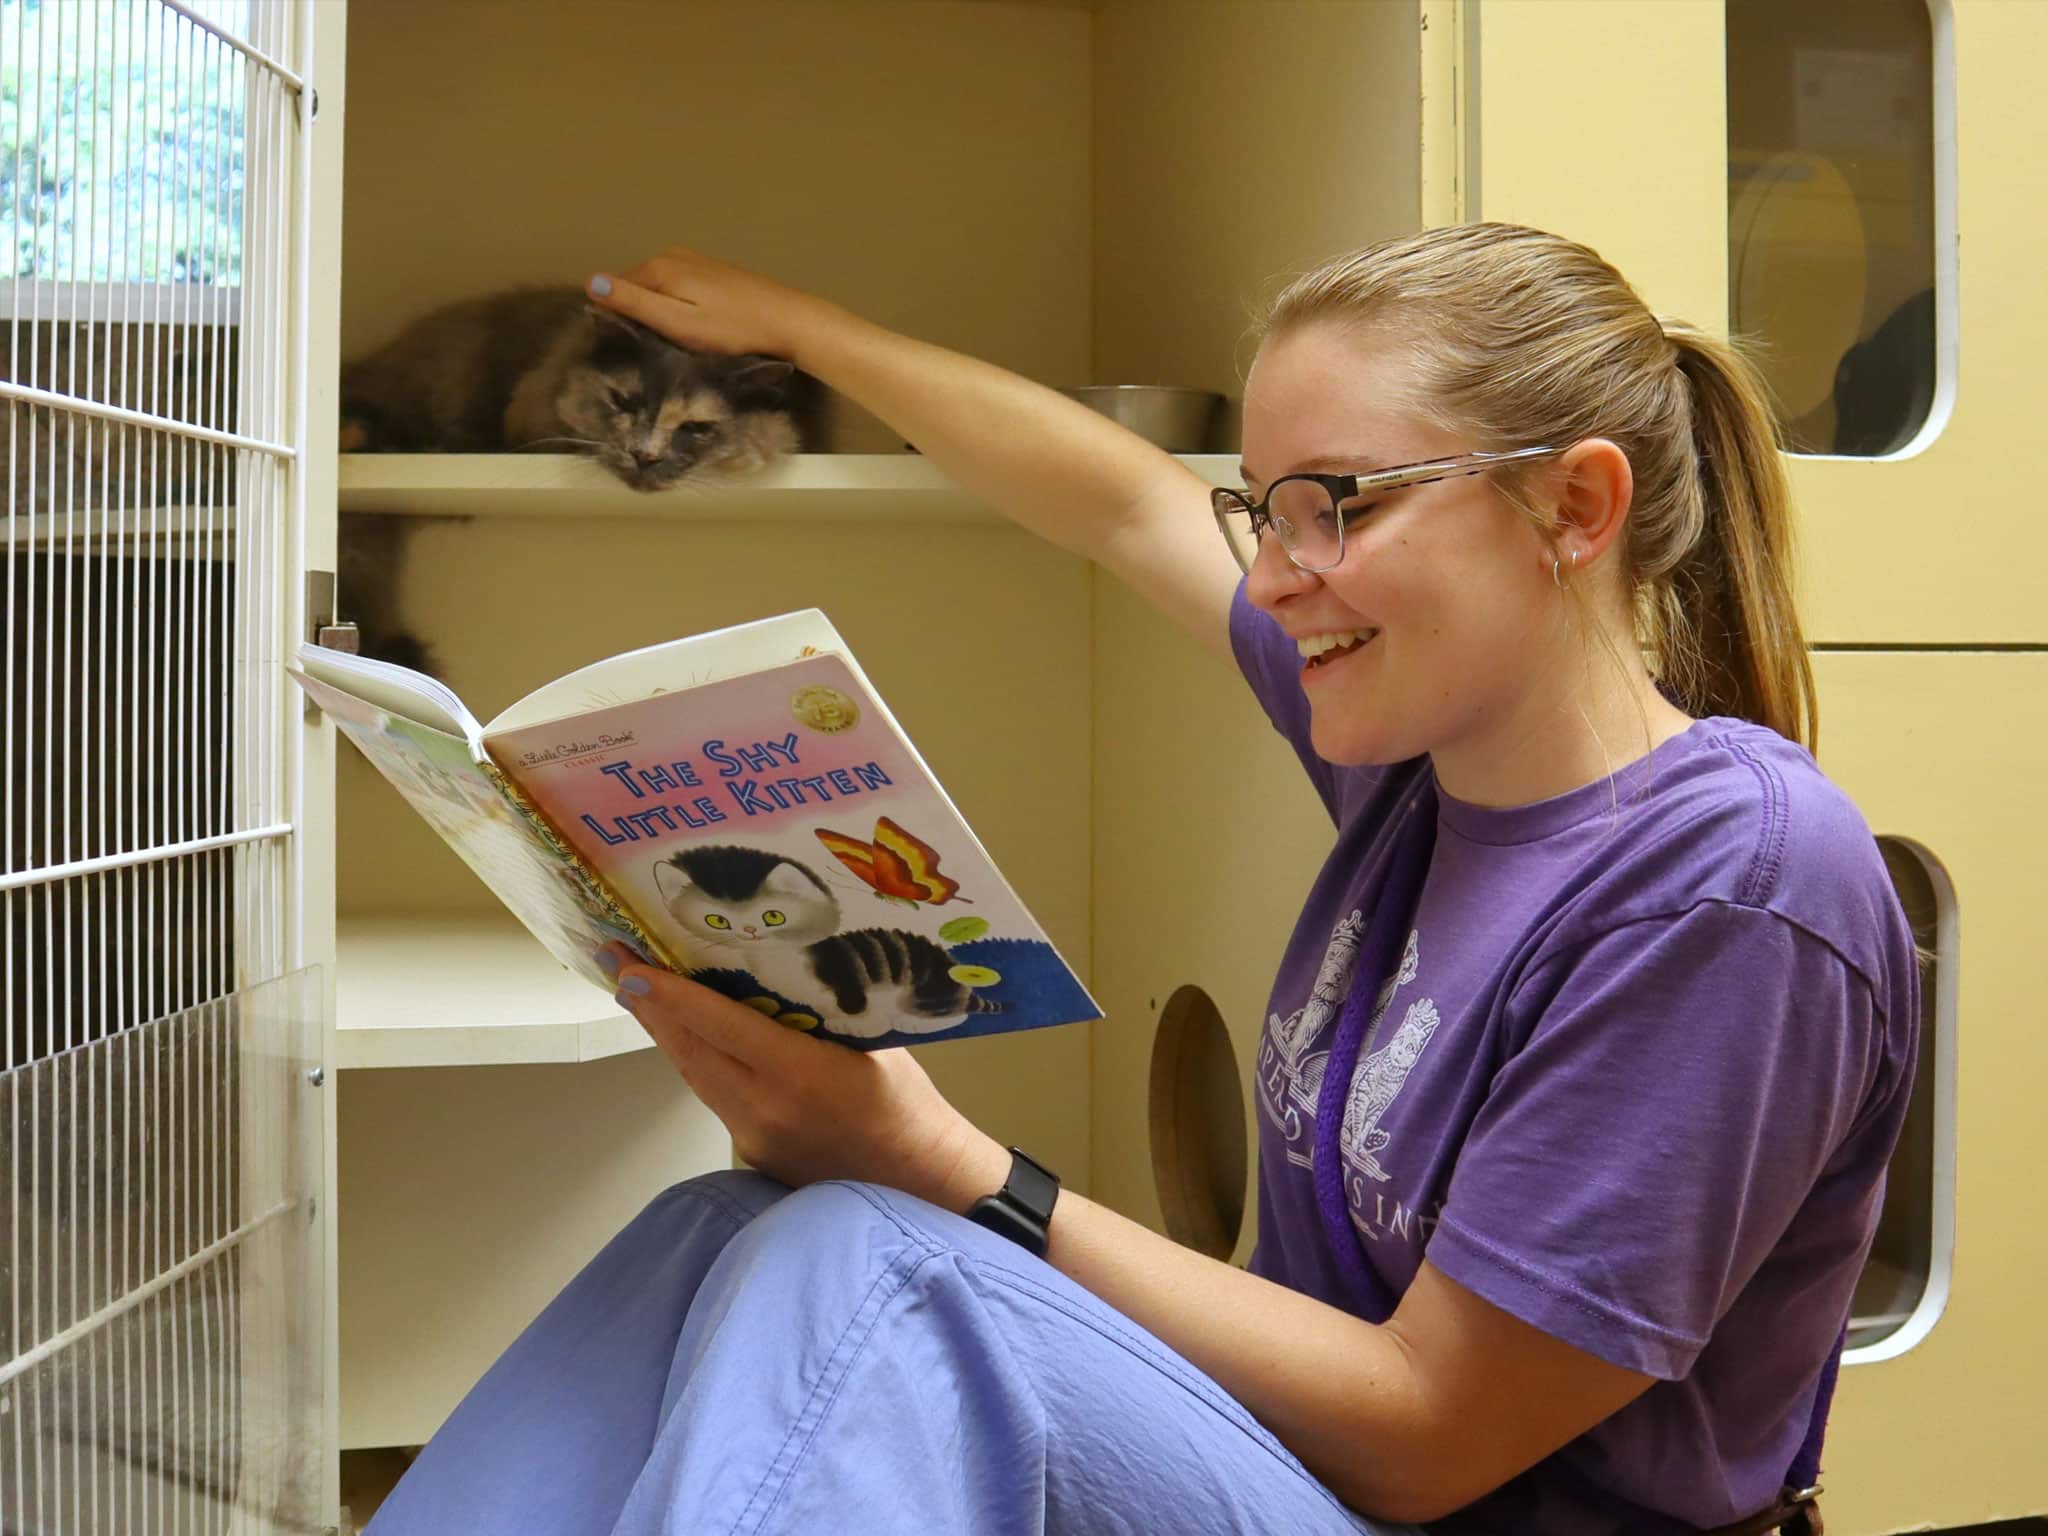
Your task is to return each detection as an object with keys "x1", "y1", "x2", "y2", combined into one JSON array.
[
  {"x1": 490, "y1": 653, "x2": 1099, "y2": 1048},
  {"x1": 294, "y1": 670, "x2": 660, "y2": 991}
]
